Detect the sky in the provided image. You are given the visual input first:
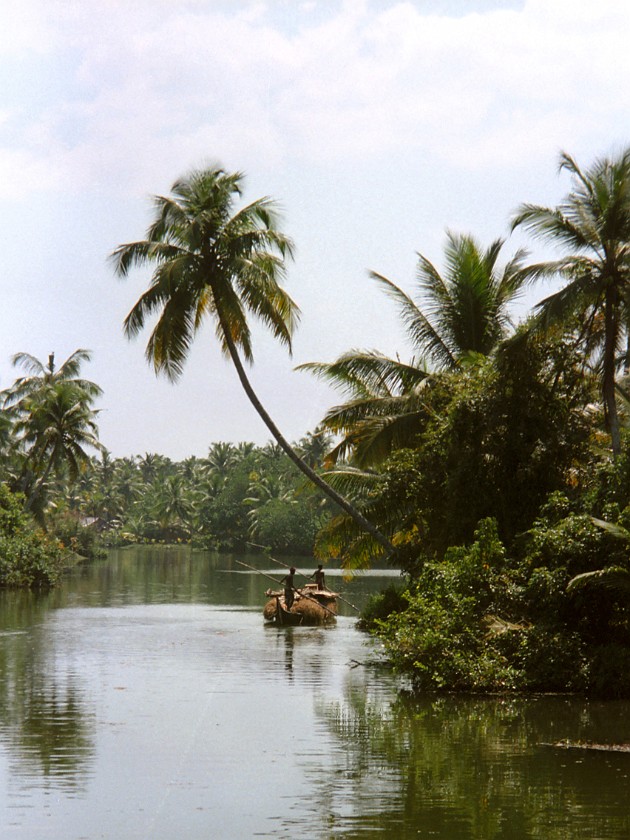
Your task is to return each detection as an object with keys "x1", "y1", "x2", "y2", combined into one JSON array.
[{"x1": 0, "y1": 0, "x2": 628, "y2": 460}]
